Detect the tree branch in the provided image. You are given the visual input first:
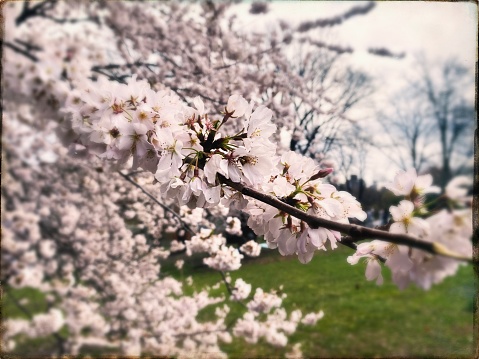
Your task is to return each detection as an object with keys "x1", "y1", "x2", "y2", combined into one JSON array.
[
  {"x1": 90, "y1": 68, "x2": 128, "y2": 84},
  {"x1": 91, "y1": 62, "x2": 159, "y2": 72},
  {"x1": 218, "y1": 175, "x2": 472, "y2": 262},
  {"x1": 117, "y1": 171, "x2": 195, "y2": 234},
  {"x1": 3, "y1": 40, "x2": 39, "y2": 62}
]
